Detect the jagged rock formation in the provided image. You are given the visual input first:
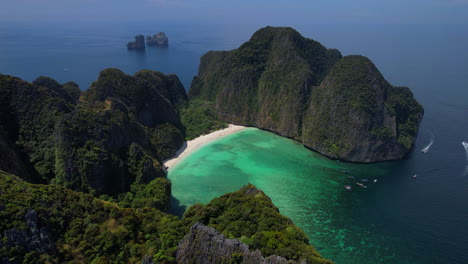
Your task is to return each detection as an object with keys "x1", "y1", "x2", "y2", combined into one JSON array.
[
  {"x1": 146, "y1": 32, "x2": 169, "y2": 46},
  {"x1": 127, "y1": 35, "x2": 146, "y2": 50},
  {"x1": 177, "y1": 223, "x2": 293, "y2": 264},
  {"x1": 189, "y1": 26, "x2": 424, "y2": 162},
  {"x1": 1, "y1": 209, "x2": 55, "y2": 256}
]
